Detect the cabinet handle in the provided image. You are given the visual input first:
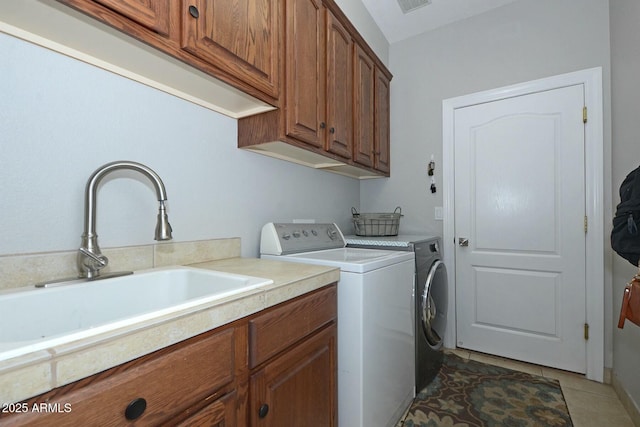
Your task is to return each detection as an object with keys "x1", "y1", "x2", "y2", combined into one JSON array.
[
  {"x1": 258, "y1": 403, "x2": 269, "y2": 418},
  {"x1": 329, "y1": 127, "x2": 335, "y2": 134},
  {"x1": 188, "y1": 5, "x2": 200, "y2": 18},
  {"x1": 124, "y1": 397, "x2": 147, "y2": 420},
  {"x1": 320, "y1": 122, "x2": 326, "y2": 129}
]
